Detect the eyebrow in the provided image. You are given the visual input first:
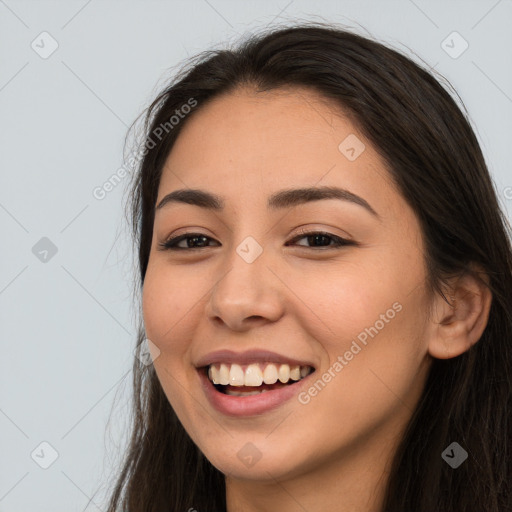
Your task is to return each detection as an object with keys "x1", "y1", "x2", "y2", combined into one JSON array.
[{"x1": 155, "y1": 186, "x2": 379, "y2": 218}]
